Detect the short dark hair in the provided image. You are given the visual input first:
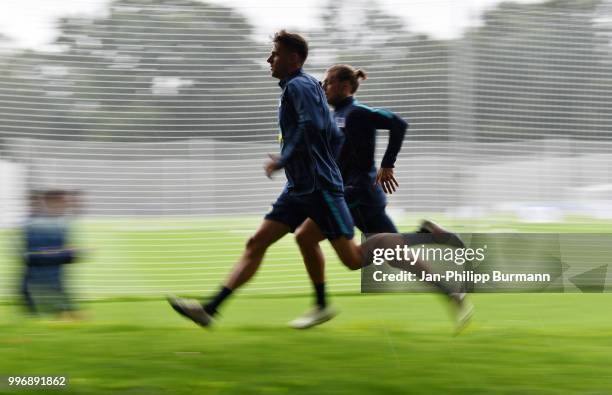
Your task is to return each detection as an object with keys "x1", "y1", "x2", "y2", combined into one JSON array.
[
  {"x1": 43, "y1": 189, "x2": 68, "y2": 201},
  {"x1": 328, "y1": 64, "x2": 367, "y2": 93},
  {"x1": 273, "y1": 30, "x2": 308, "y2": 63}
]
